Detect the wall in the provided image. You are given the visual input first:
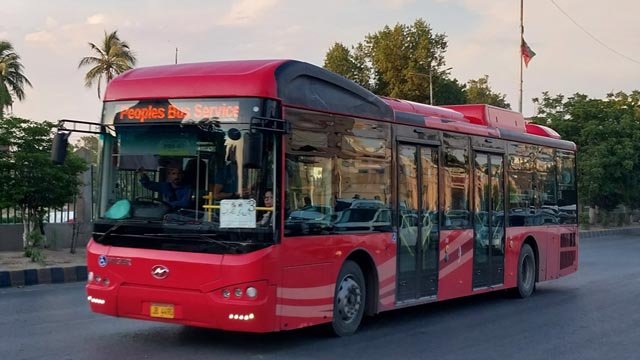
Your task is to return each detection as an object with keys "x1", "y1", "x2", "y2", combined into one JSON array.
[{"x1": 0, "y1": 224, "x2": 92, "y2": 251}]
